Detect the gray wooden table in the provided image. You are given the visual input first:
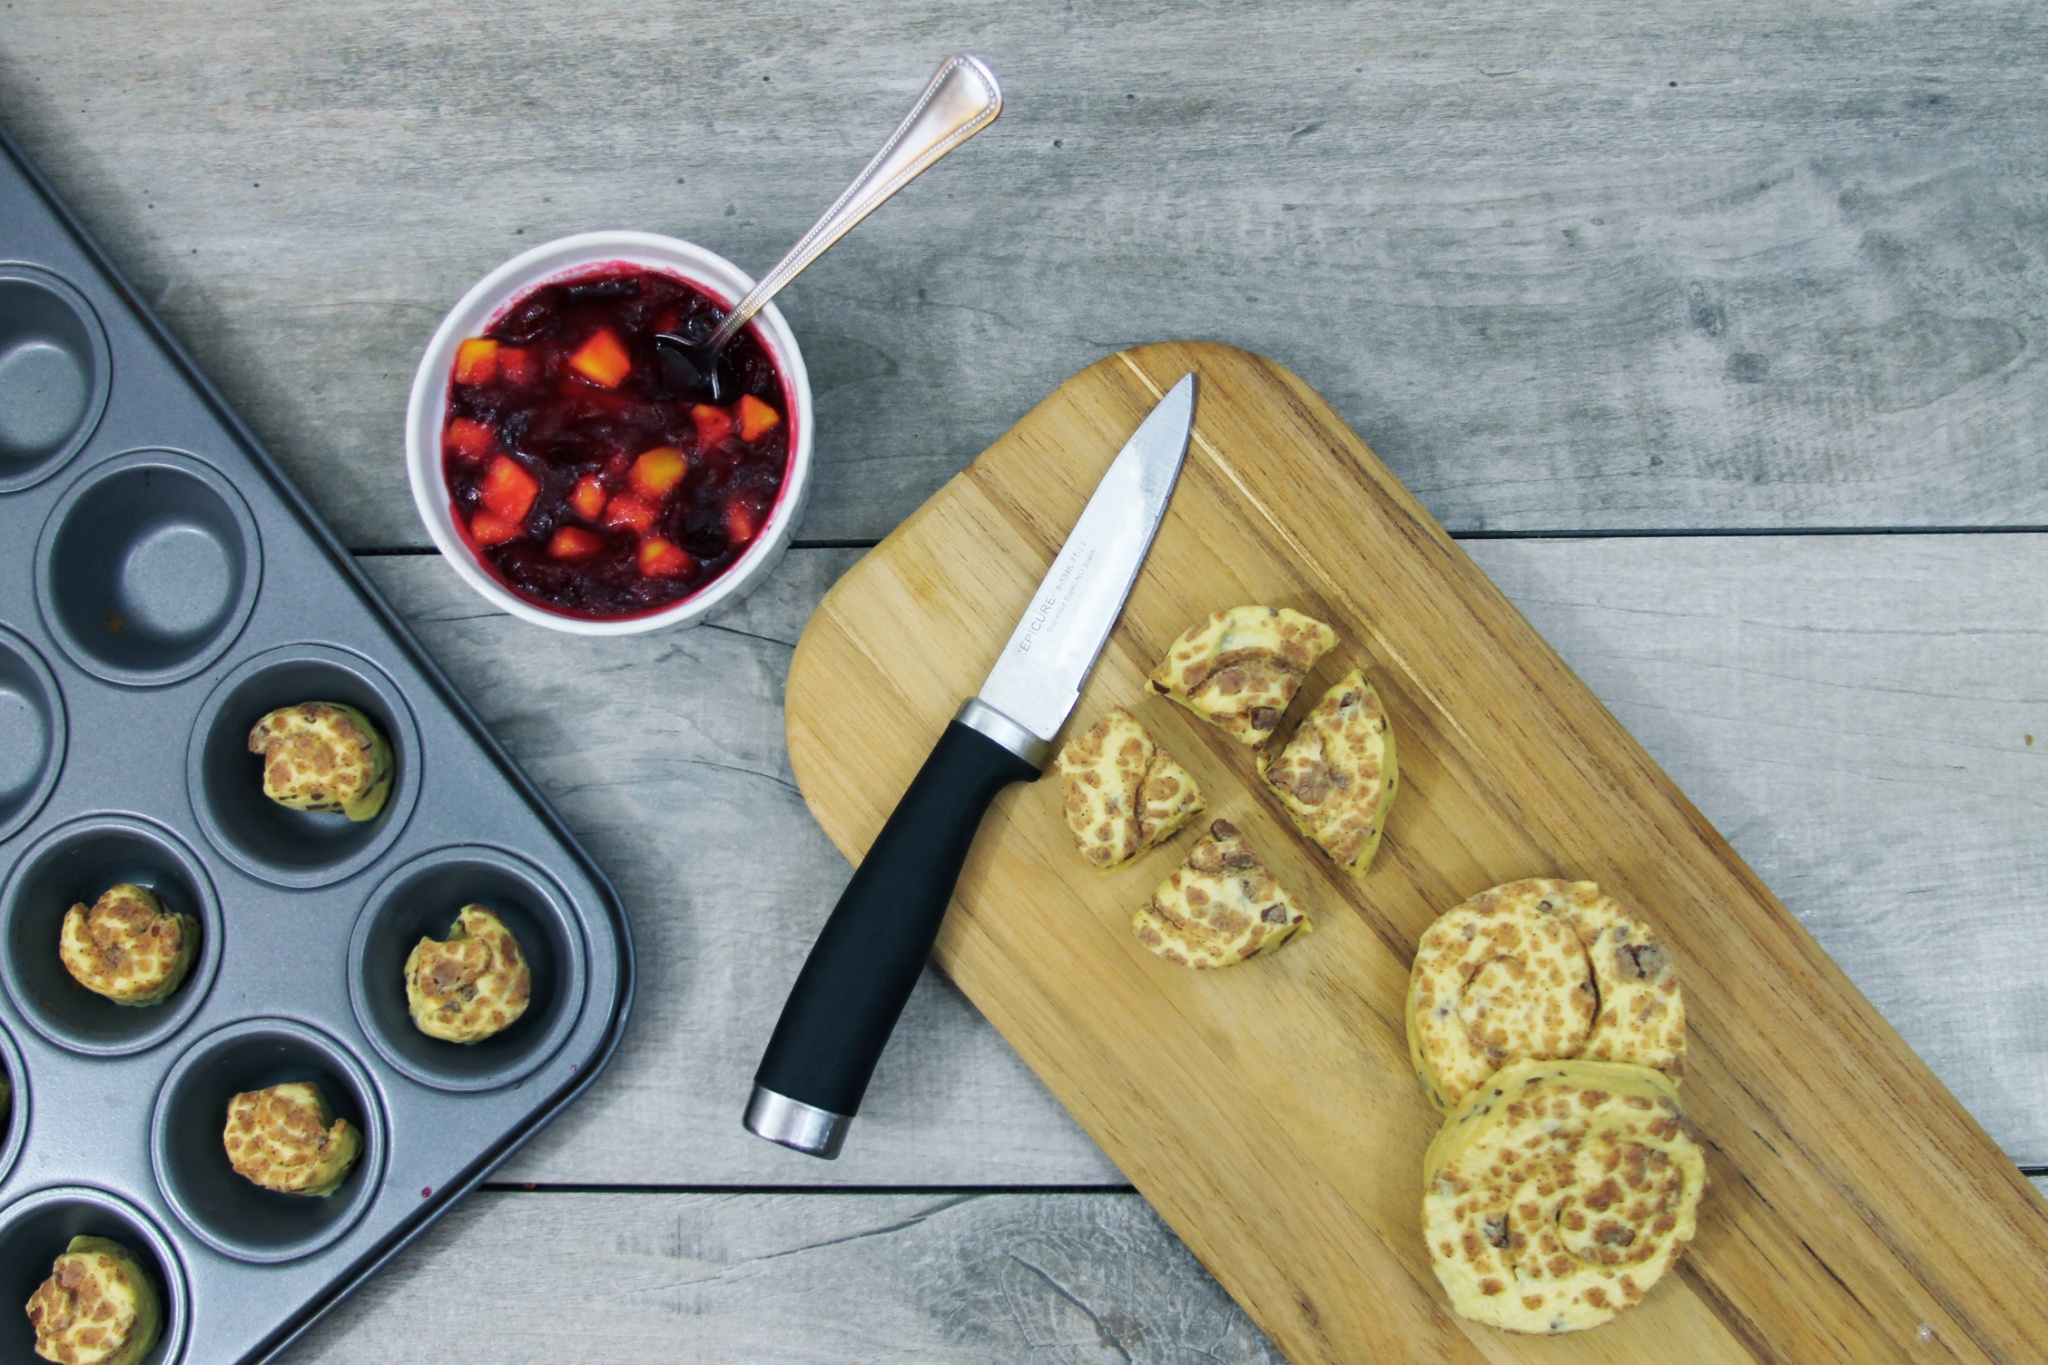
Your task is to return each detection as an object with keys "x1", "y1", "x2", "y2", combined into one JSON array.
[{"x1": 5, "y1": 2, "x2": 2046, "y2": 1359}]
